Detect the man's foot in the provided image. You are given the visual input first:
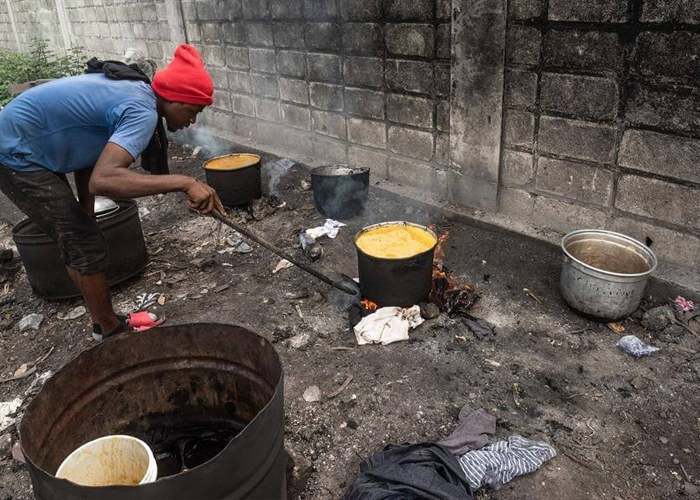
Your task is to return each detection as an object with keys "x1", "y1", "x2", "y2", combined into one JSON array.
[{"x1": 92, "y1": 311, "x2": 165, "y2": 341}]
